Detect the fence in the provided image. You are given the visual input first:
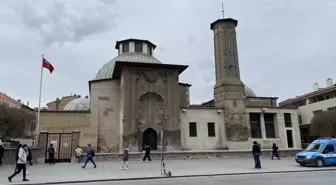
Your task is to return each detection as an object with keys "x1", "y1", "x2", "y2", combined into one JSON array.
[{"x1": 1, "y1": 140, "x2": 20, "y2": 148}]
